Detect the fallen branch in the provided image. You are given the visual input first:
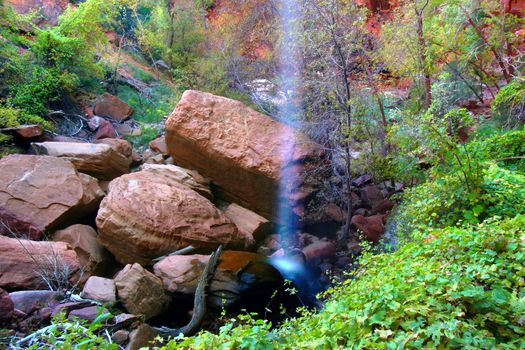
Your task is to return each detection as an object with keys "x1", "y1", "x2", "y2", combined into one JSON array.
[
  {"x1": 155, "y1": 245, "x2": 223, "y2": 338},
  {"x1": 151, "y1": 245, "x2": 196, "y2": 264}
]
